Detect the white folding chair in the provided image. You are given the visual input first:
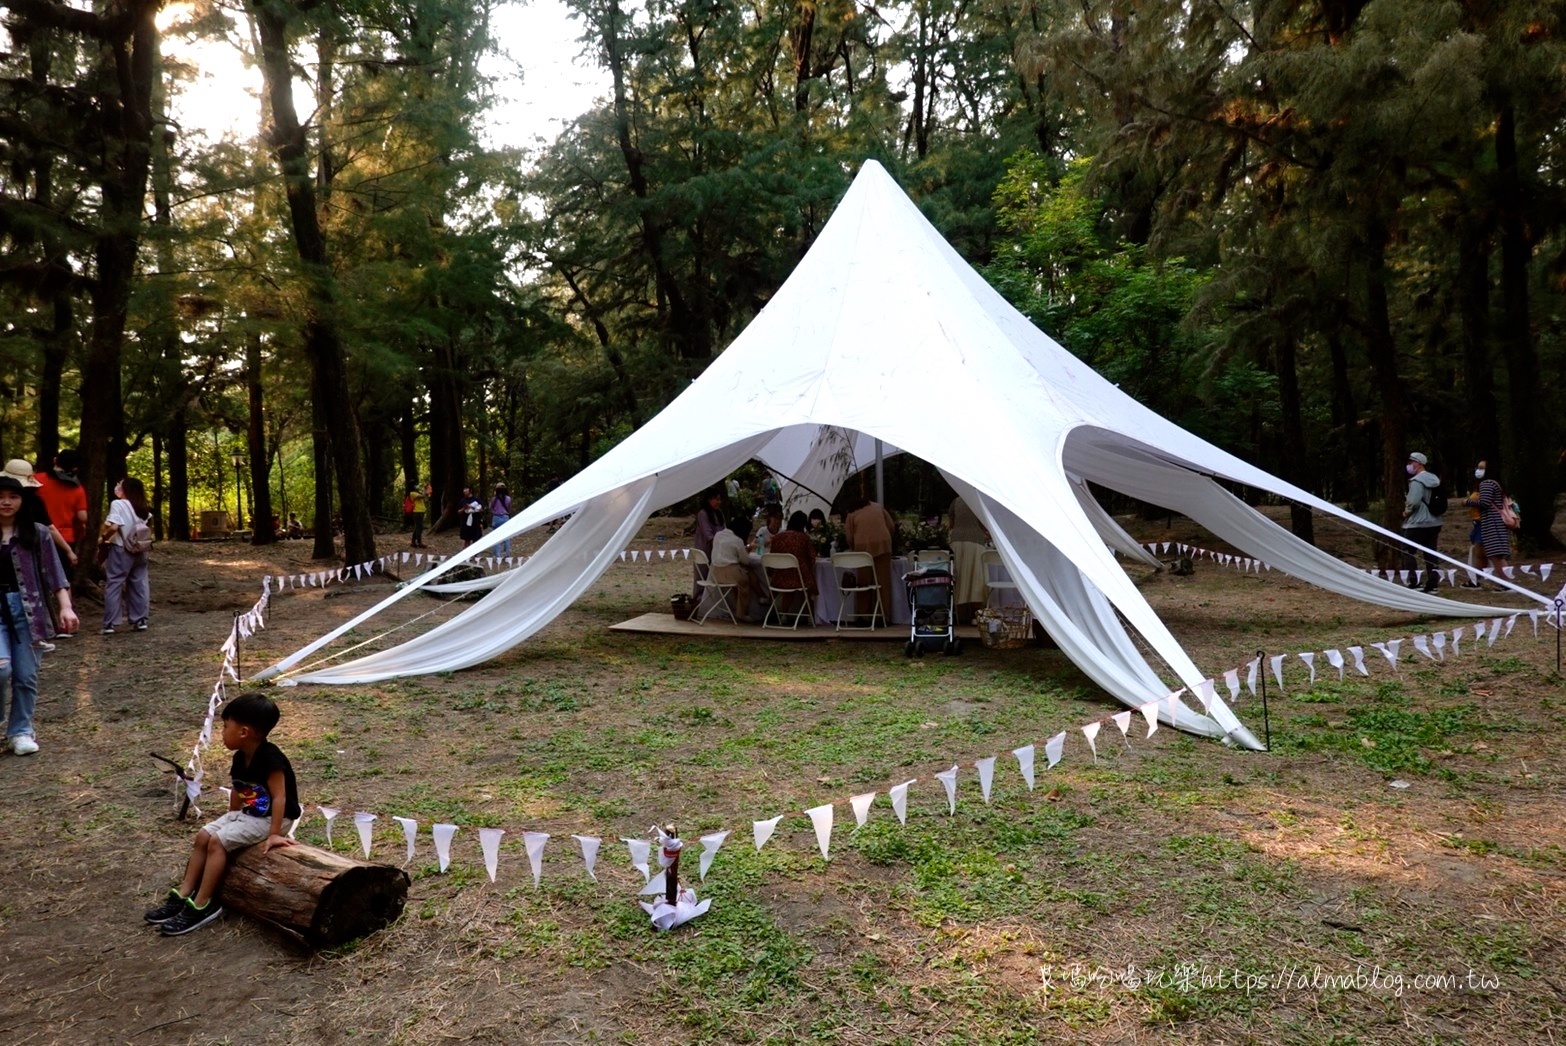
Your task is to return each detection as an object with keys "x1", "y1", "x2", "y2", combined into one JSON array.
[
  {"x1": 981, "y1": 548, "x2": 1018, "y2": 607},
  {"x1": 690, "y1": 549, "x2": 739, "y2": 624},
  {"x1": 760, "y1": 553, "x2": 814, "y2": 629},
  {"x1": 831, "y1": 551, "x2": 885, "y2": 630},
  {"x1": 911, "y1": 548, "x2": 952, "y2": 572}
]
